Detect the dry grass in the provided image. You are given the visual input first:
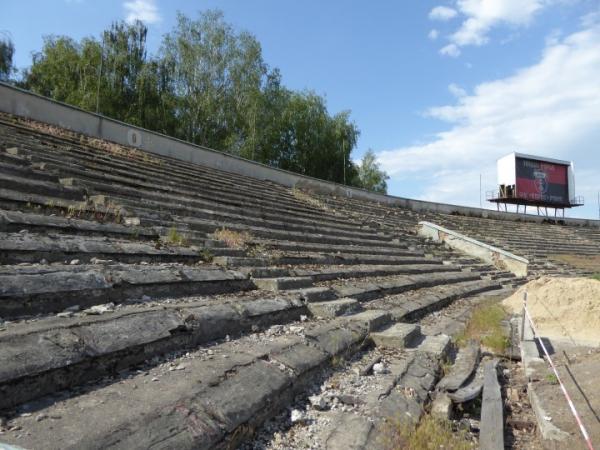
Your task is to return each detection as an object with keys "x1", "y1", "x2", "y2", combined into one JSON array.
[
  {"x1": 549, "y1": 254, "x2": 600, "y2": 272},
  {"x1": 213, "y1": 228, "x2": 252, "y2": 249},
  {"x1": 379, "y1": 414, "x2": 474, "y2": 450},
  {"x1": 3, "y1": 111, "x2": 163, "y2": 166},
  {"x1": 291, "y1": 187, "x2": 327, "y2": 210},
  {"x1": 455, "y1": 300, "x2": 510, "y2": 353}
]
